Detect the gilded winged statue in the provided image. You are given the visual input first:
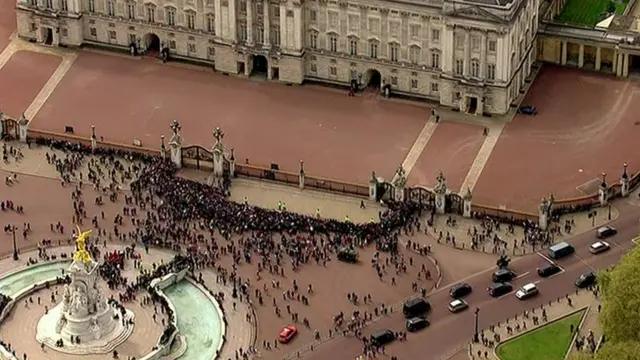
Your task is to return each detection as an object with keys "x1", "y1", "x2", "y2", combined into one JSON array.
[{"x1": 73, "y1": 226, "x2": 94, "y2": 265}]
